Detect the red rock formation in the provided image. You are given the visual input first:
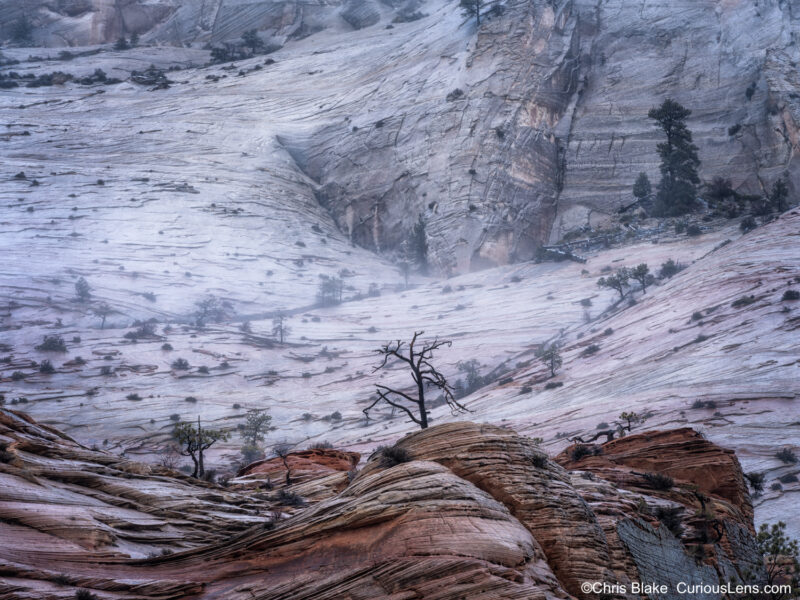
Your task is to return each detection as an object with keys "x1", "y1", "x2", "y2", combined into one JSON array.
[
  {"x1": 0, "y1": 413, "x2": 767, "y2": 600},
  {"x1": 237, "y1": 447, "x2": 360, "y2": 480}
]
